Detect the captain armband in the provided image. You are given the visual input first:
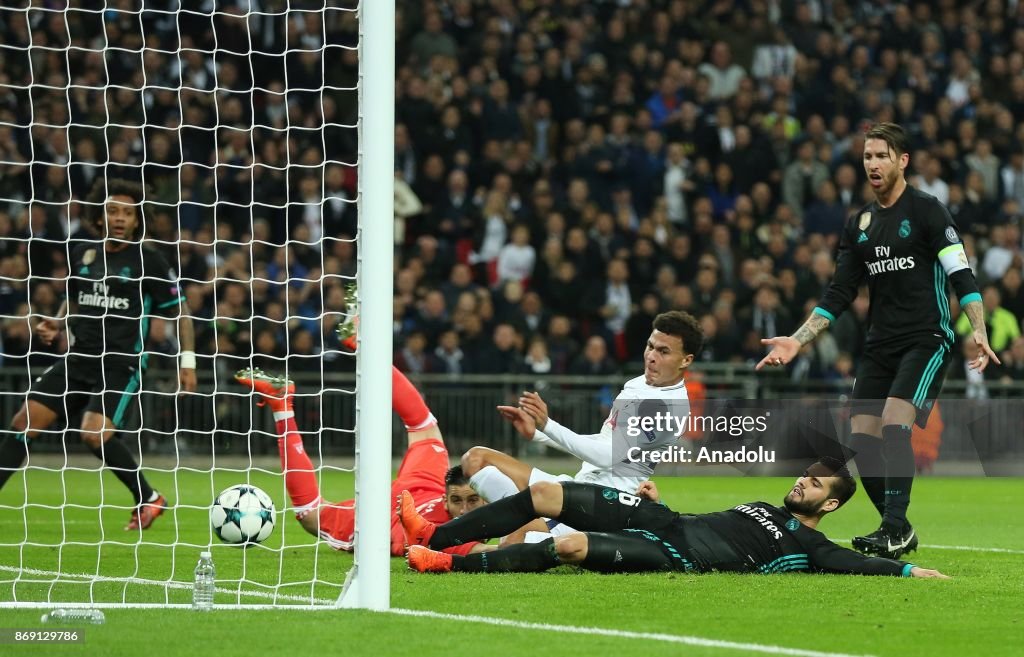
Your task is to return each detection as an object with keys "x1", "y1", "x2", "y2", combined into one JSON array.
[{"x1": 937, "y1": 243, "x2": 971, "y2": 276}]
